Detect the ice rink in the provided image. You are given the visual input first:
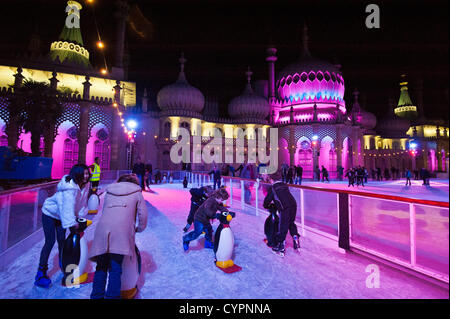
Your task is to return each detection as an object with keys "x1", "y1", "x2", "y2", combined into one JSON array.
[{"x1": 0, "y1": 182, "x2": 448, "y2": 299}]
